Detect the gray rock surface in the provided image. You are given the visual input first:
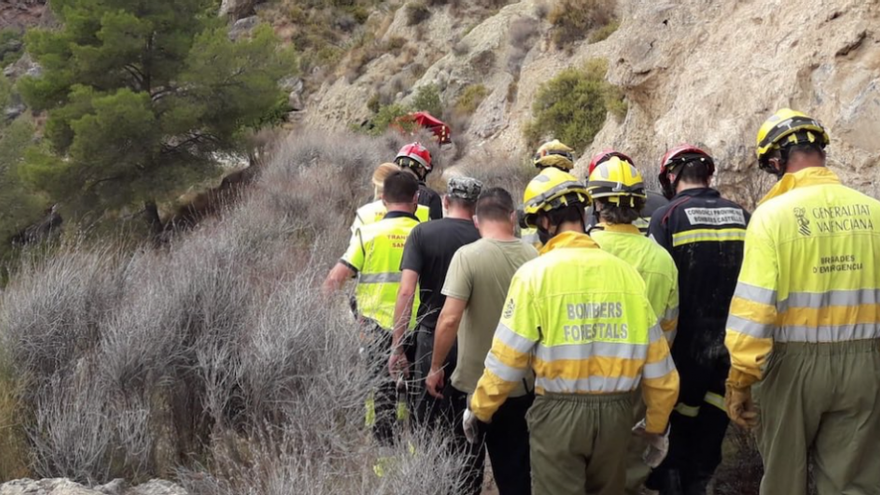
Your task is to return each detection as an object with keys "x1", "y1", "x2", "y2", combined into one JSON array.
[
  {"x1": 228, "y1": 15, "x2": 259, "y2": 41},
  {"x1": 219, "y1": 0, "x2": 261, "y2": 20},
  {"x1": 0, "y1": 479, "x2": 187, "y2": 495},
  {"x1": 301, "y1": 0, "x2": 880, "y2": 202}
]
